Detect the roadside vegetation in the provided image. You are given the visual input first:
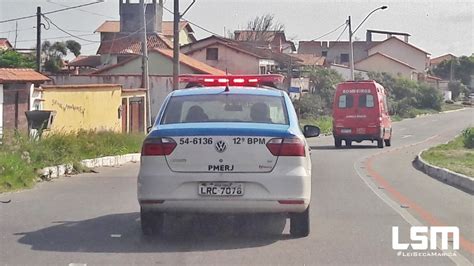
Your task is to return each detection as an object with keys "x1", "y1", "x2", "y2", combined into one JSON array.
[
  {"x1": 0, "y1": 131, "x2": 144, "y2": 192},
  {"x1": 421, "y1": 128, "x2": 474, "y2": 177},
  {"x1": 294, "y1": 68, "x2": 469, "y2": 132}
]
